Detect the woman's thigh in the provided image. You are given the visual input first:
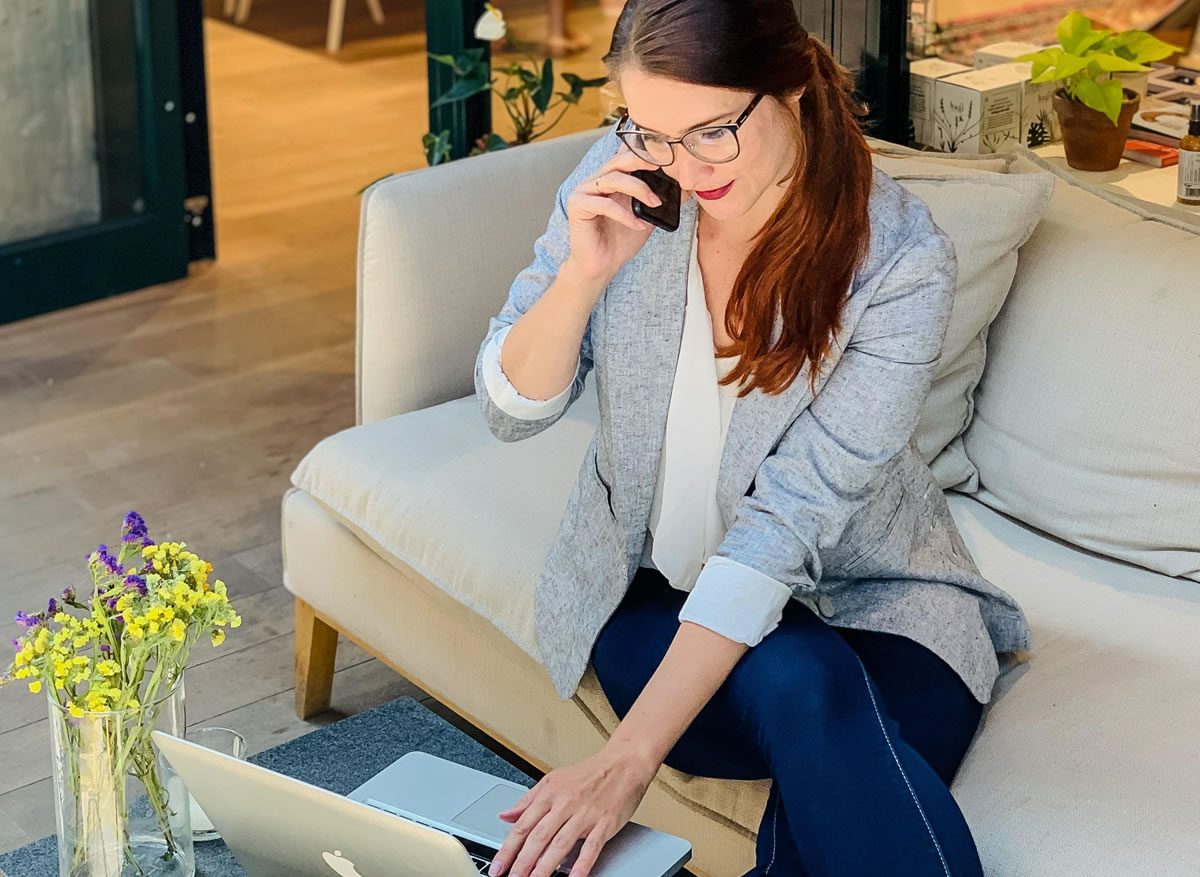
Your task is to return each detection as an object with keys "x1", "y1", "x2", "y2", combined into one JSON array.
[
  {"x1": 833, "y1": 625, "x2": 983, "y2": 786},
  {"x1": 590, "y1": 567, "x2": 982, "y2": 785}
]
